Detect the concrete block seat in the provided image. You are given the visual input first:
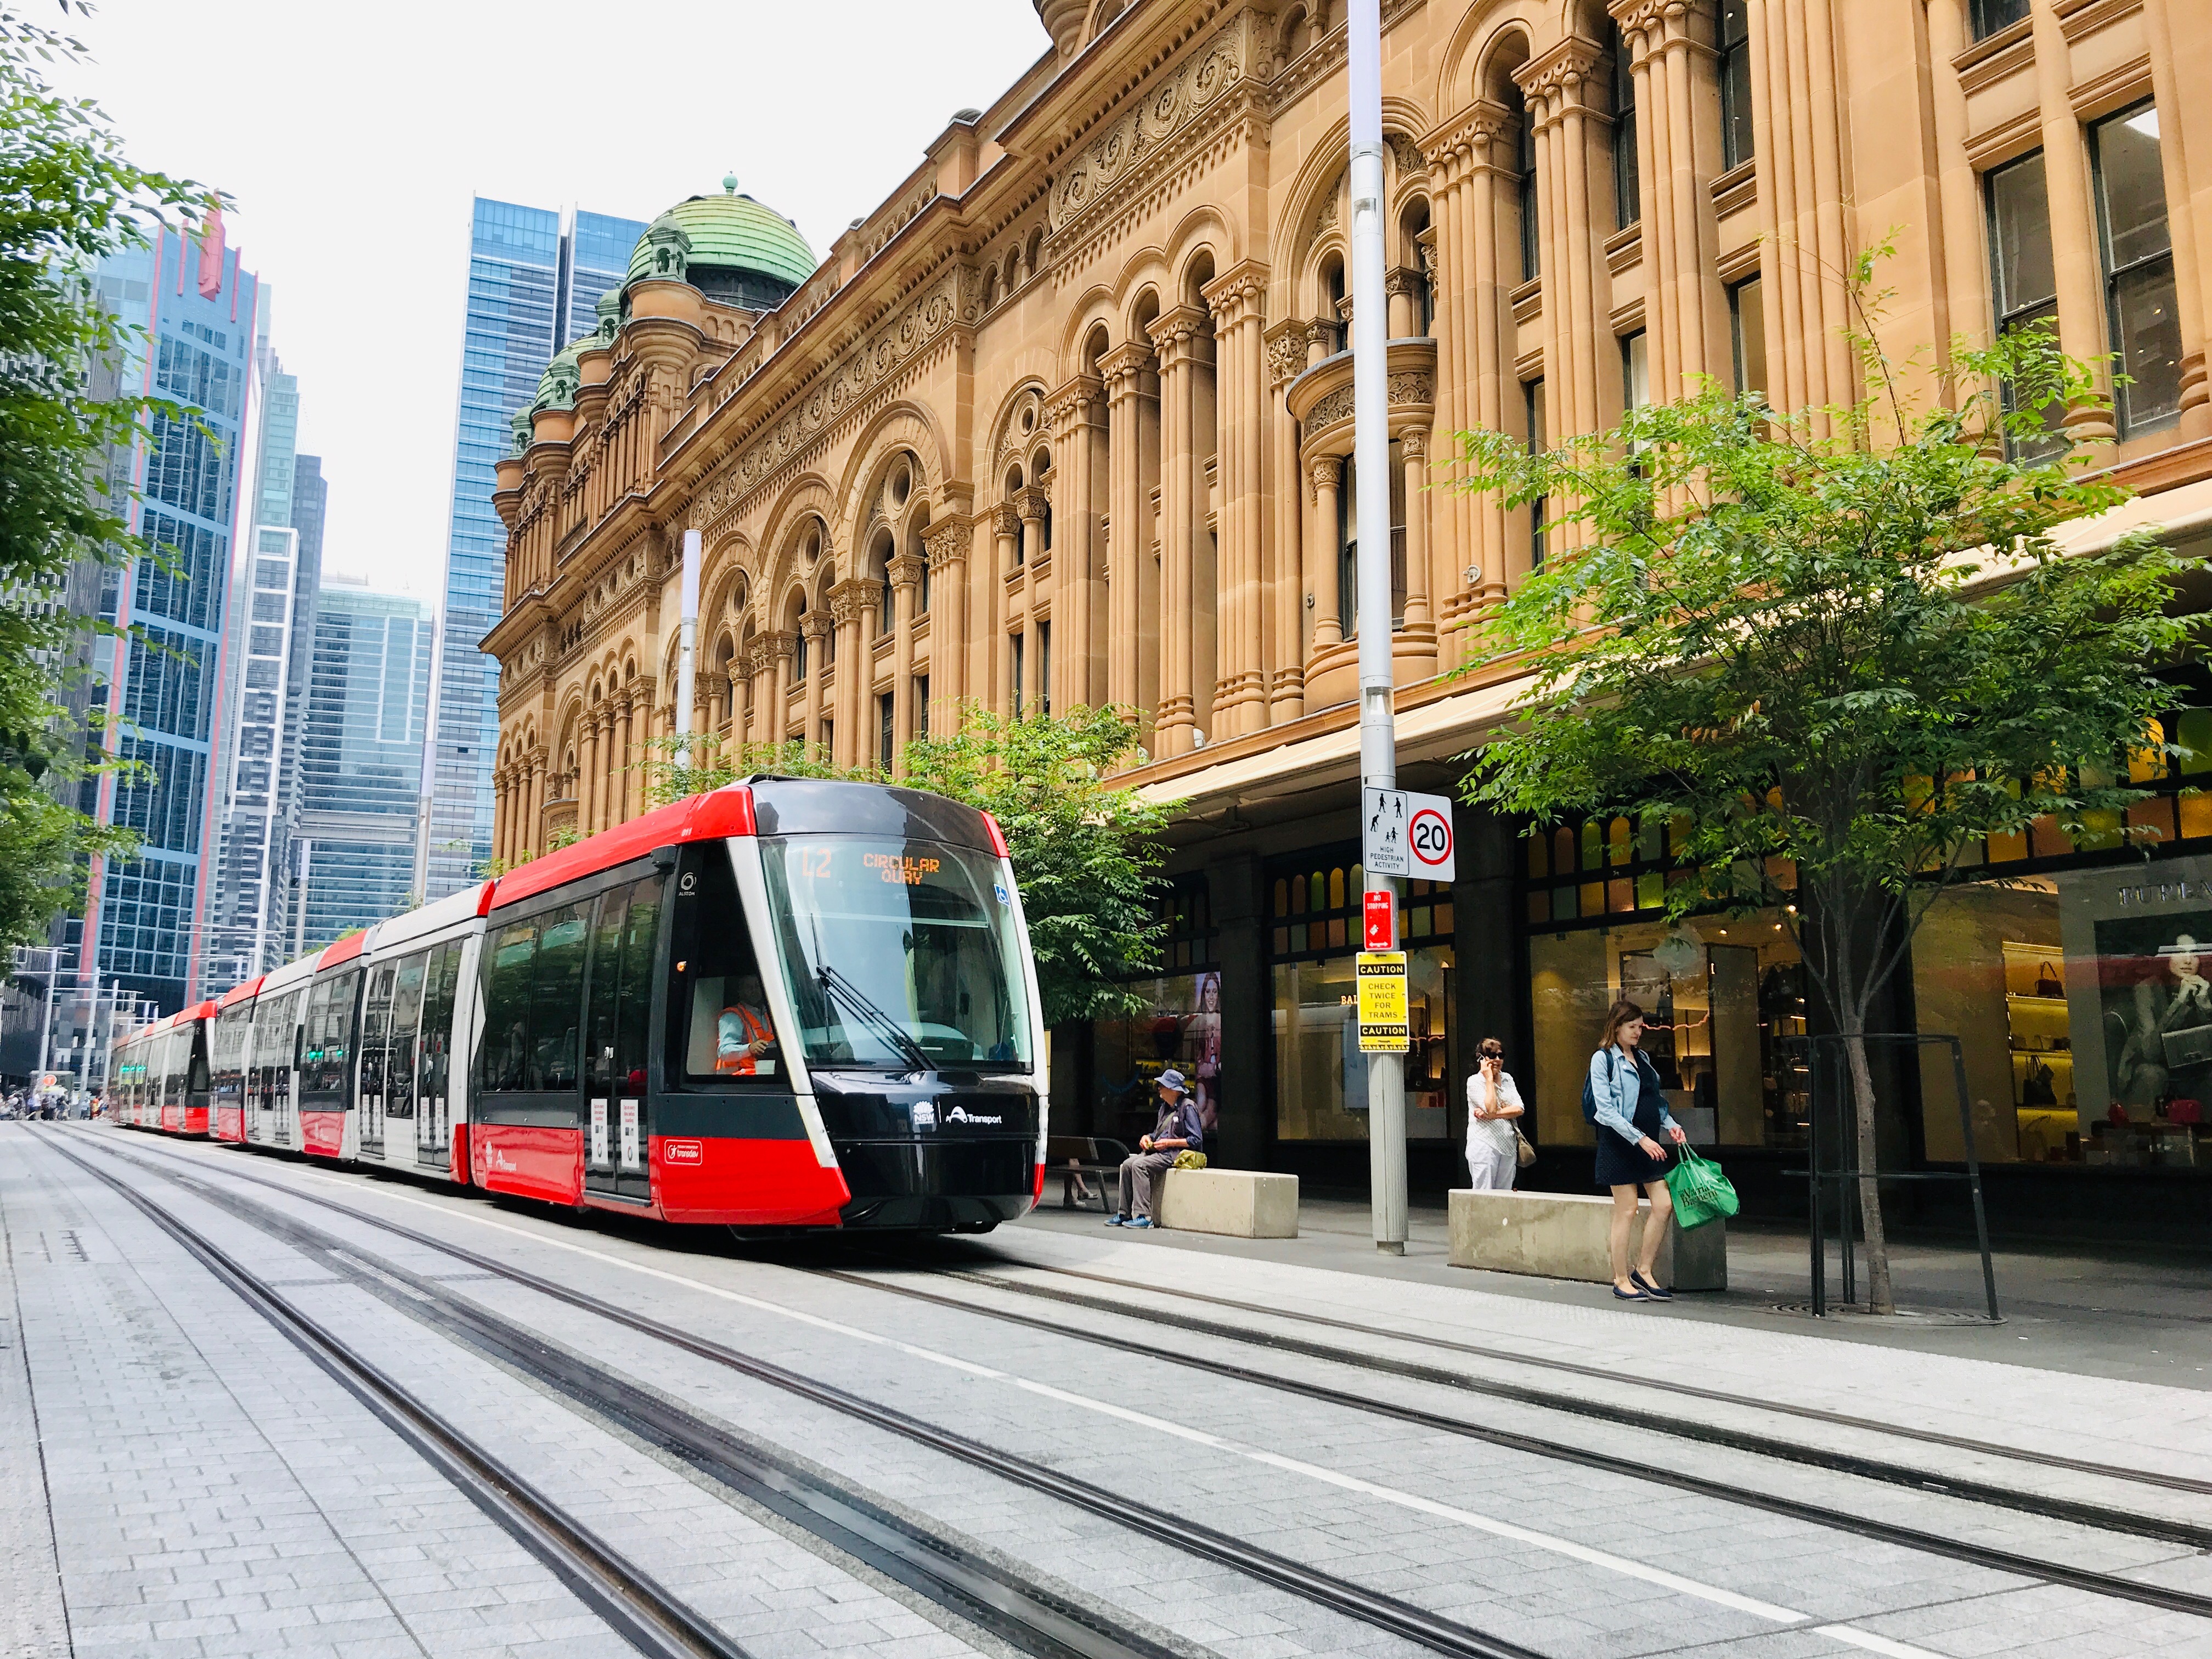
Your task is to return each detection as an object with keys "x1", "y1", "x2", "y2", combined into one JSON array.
[
  {"x1": 1158, "y1": 1168, "x2": 1300, "y2": 1238},
  {"x1": 1447, "y1": 1187, "x2": 1726, "y2": 1290}
]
